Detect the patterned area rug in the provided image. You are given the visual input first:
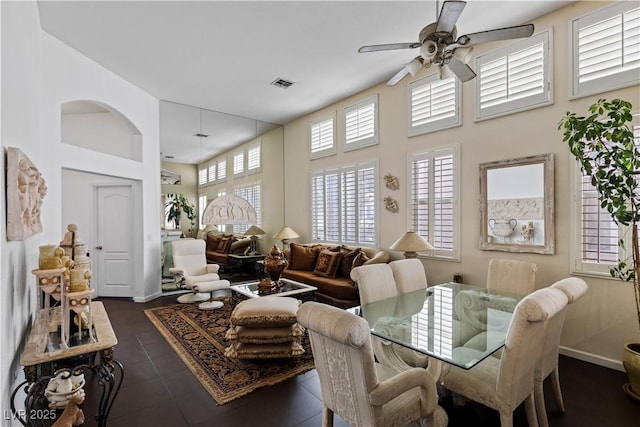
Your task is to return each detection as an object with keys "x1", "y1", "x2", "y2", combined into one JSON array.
[{"x1": 144, "y1": 294, "x2": 315, "y2": 405}]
